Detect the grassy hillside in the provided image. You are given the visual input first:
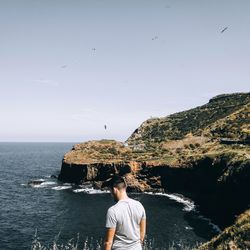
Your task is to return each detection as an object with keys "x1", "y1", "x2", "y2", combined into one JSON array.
[
  {"x1": 126, "y1": 93, "x2": 250, "y2": 149},
  {"x1": 63, "y1": 140, "x2": 133, "y2": 164},
  {"x1": 203, "y1": 102, "x2": 250, "y2": 141}
]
